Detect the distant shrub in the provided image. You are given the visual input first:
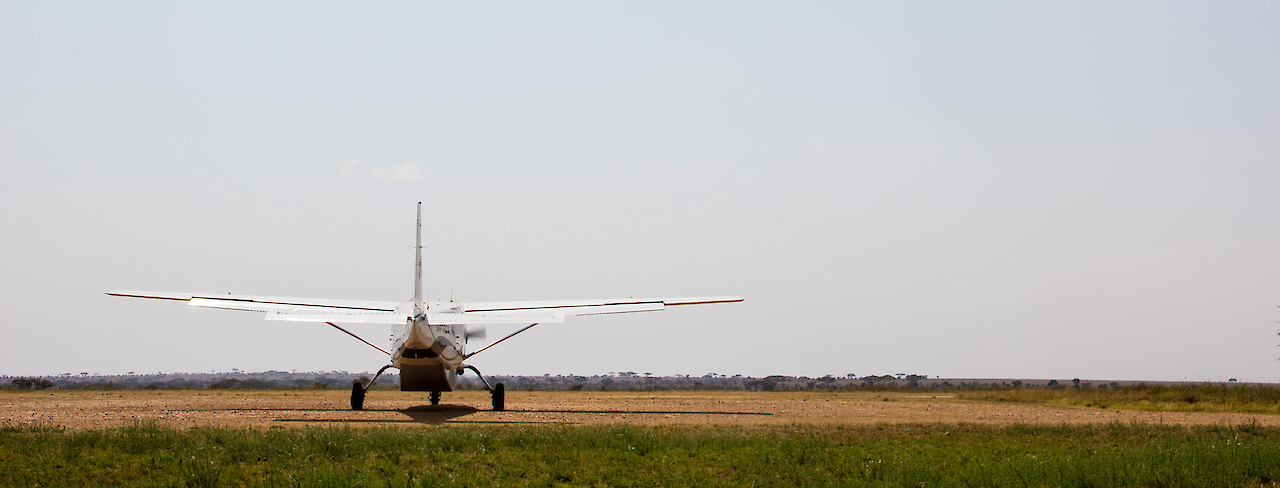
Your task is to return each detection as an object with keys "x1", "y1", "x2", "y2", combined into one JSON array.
[
  {"x1": 208, "y1": 378, "x2": 274, "y2": 390},
  {"x1": 9, "y1": 378, "x2": 54, "y2": 390}
]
